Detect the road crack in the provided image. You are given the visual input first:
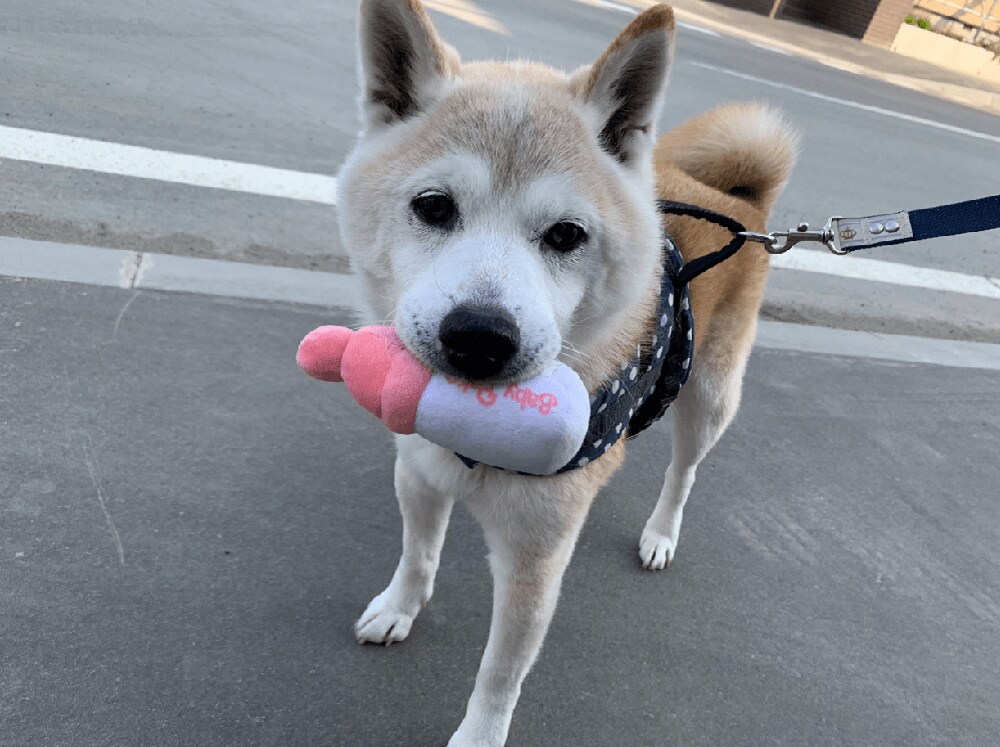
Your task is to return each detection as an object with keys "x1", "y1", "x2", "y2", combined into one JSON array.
[{"x1": 82, "y1": 436, "x2": 125, "y2": 567}]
